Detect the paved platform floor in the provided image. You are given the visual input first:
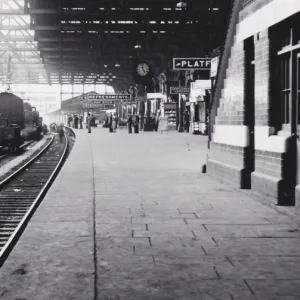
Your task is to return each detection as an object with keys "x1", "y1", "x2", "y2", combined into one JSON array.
[{"x1": 0, "y1": 127, "x2": 300, "y2": 300}]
